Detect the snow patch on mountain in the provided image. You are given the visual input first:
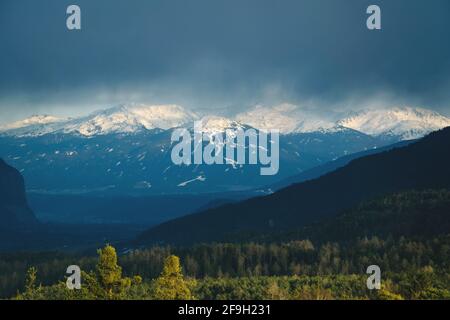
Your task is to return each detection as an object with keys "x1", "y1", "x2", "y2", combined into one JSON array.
[{"x1": 177, "y1": 175, "x2": 206, "y2": 187}]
